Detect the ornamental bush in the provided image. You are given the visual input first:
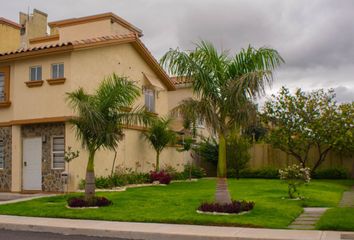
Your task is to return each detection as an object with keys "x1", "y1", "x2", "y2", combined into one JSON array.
[
  {"x1": 67, "y1": 196, "x2": 112, "y2": 208},
  {"x1": 149, "y1": 171, "x2": 172, "y2": 184},
  {"x1": 279, "y1": 164, "x2": 311, "y2": 199},
  {"x1": 198, "y1": 200, "x2": 255, "y2": 214}
]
